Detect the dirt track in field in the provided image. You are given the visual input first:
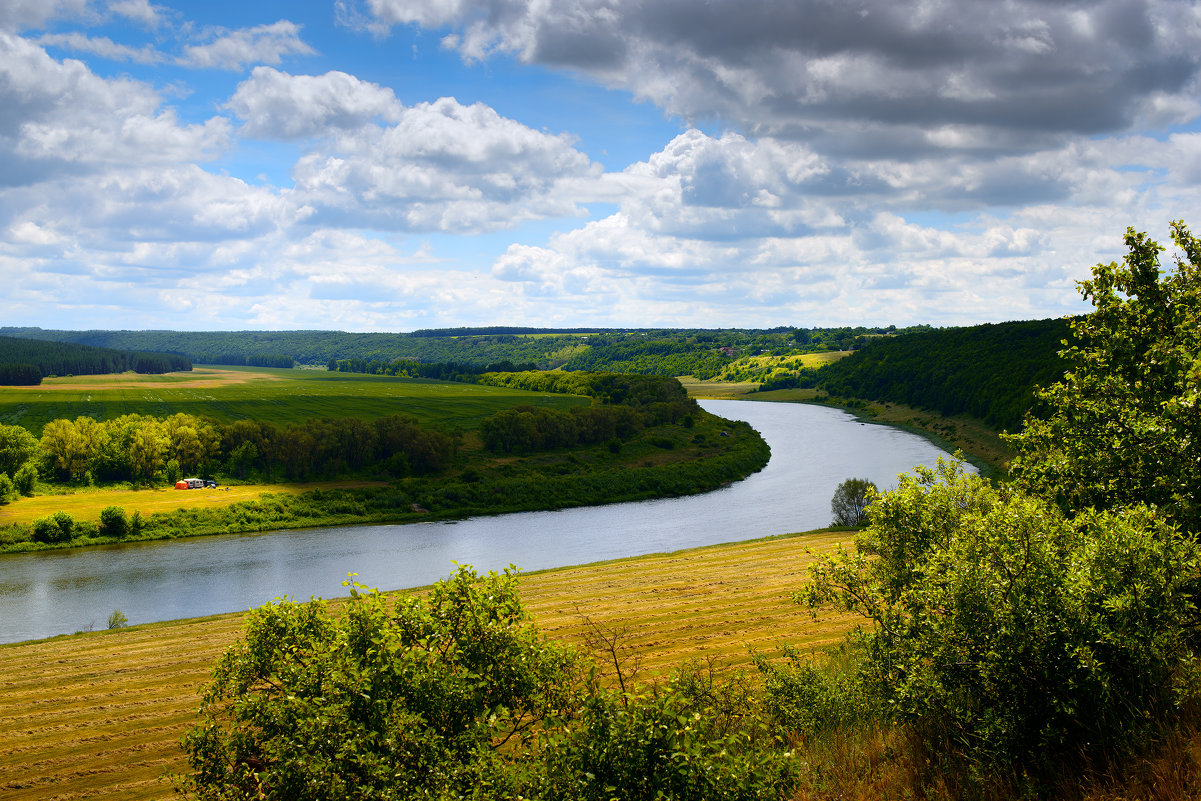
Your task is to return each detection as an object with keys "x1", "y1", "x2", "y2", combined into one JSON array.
[{"x1": 0, "y1": 531, "x2": 856, "y2": 801}]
